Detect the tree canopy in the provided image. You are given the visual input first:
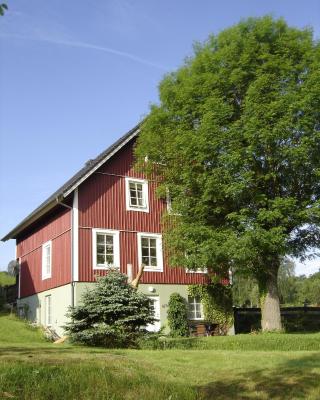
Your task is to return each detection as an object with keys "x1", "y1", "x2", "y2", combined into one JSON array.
[{"x1": 135, "y1": 16, "x2": 320, "y2": 330}]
